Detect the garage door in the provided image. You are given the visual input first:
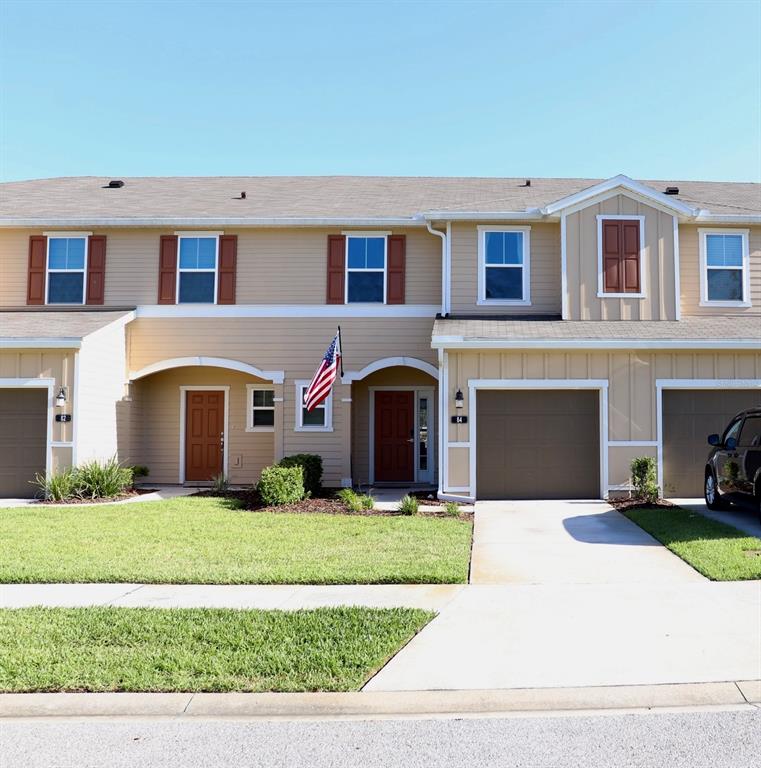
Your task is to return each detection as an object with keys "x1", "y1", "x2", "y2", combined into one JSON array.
[
  {"x1": 476, "y1": 390, "x2": 600, "y2": 500},
  {"x1": 663, "y1": 389, "x2": 761, "y2": 497},
  {"x1": 0, "y1": 389, "x2": 47, "y2": 498}
]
